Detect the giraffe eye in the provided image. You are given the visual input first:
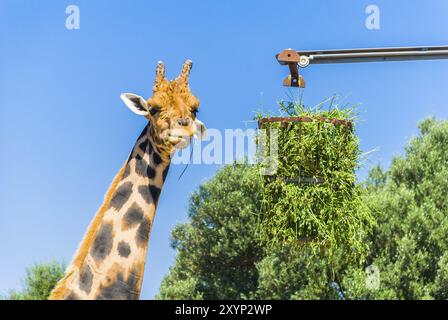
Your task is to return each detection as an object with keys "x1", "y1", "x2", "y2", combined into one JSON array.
[{"x1": 149, "y1": 107, "x2": 160, "y2": 116}]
